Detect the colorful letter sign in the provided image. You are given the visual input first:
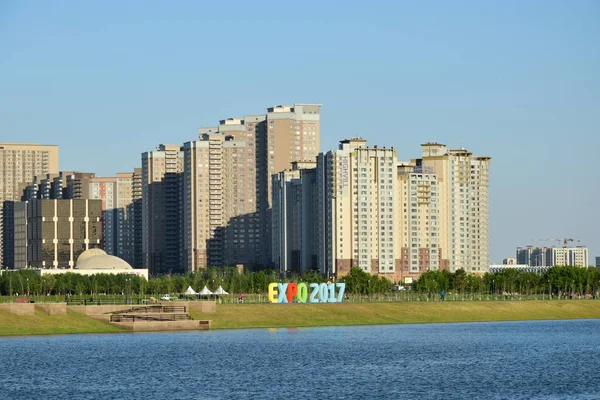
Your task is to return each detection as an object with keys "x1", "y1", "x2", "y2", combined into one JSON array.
[{"x1": 268, "y1": 282, "x2": 345, "y2": 303}]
